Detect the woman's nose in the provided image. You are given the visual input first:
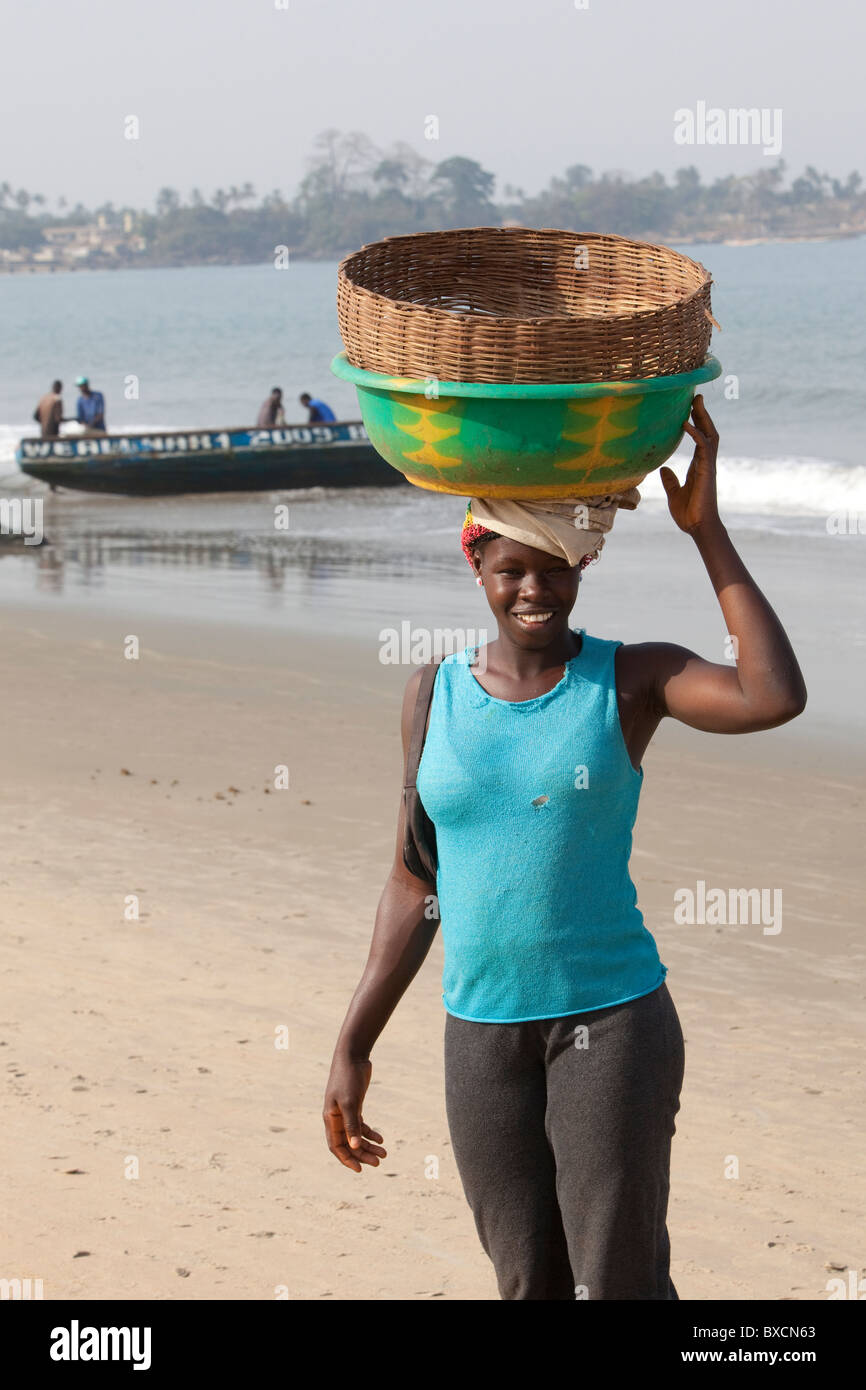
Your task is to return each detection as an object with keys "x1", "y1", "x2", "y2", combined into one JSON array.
[{"x1": 519, "y1": 574, "x2": 550, "y2": 597}]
